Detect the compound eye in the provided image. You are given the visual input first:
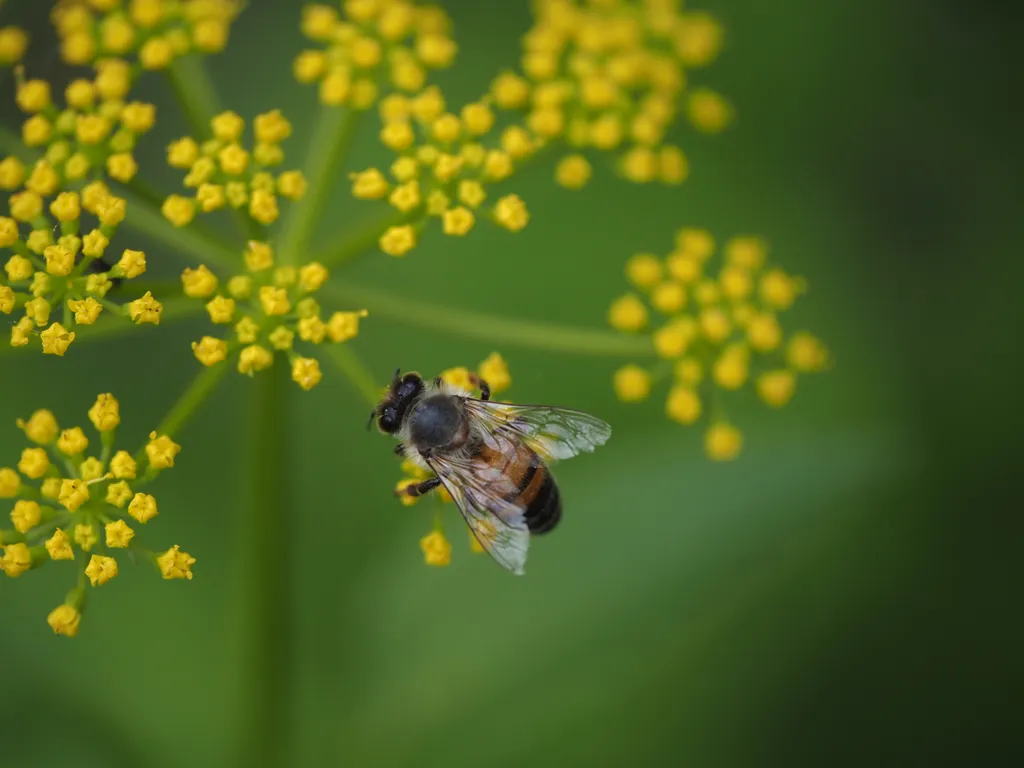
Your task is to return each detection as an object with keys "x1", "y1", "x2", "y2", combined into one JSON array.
[{"x1": 379, "y1": 408, "x2": 398, "y2": 433}]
